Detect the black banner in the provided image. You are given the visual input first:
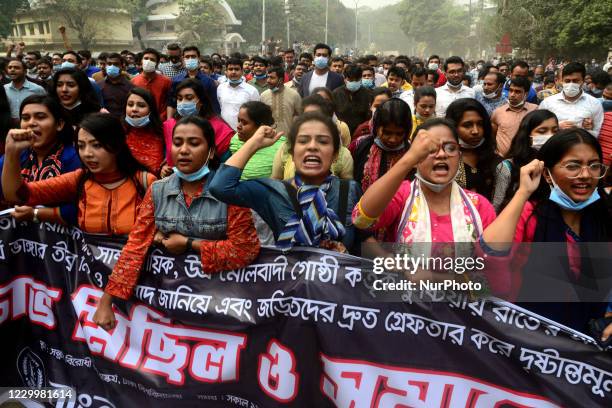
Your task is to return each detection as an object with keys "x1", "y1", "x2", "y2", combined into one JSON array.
[{"x1": 0, "y1": 216, "x2": 611, "y2": 407}]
